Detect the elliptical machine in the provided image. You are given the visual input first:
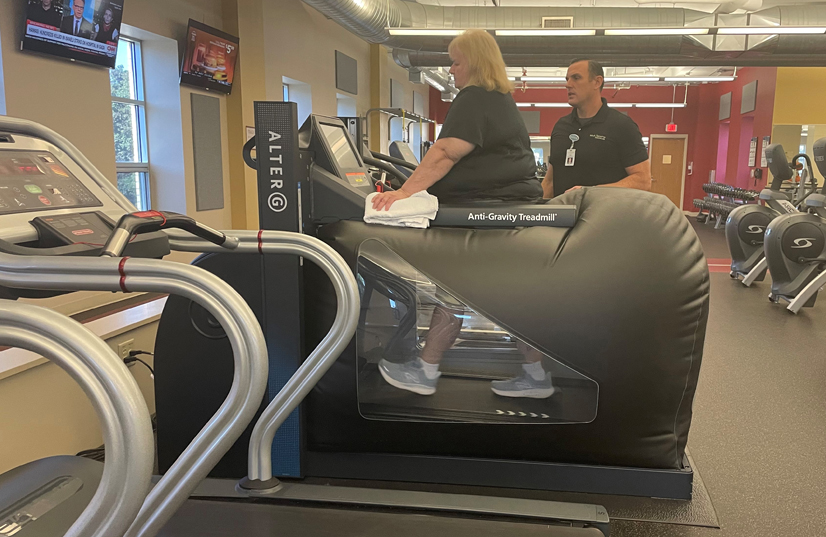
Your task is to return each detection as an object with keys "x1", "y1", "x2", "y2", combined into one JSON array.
[
  {"x1": 726, "y1": 144, "x2": 818, "y2": 286},
  {"x1": 764, "y1": 137, "x2": 826, "y2": 313}
]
